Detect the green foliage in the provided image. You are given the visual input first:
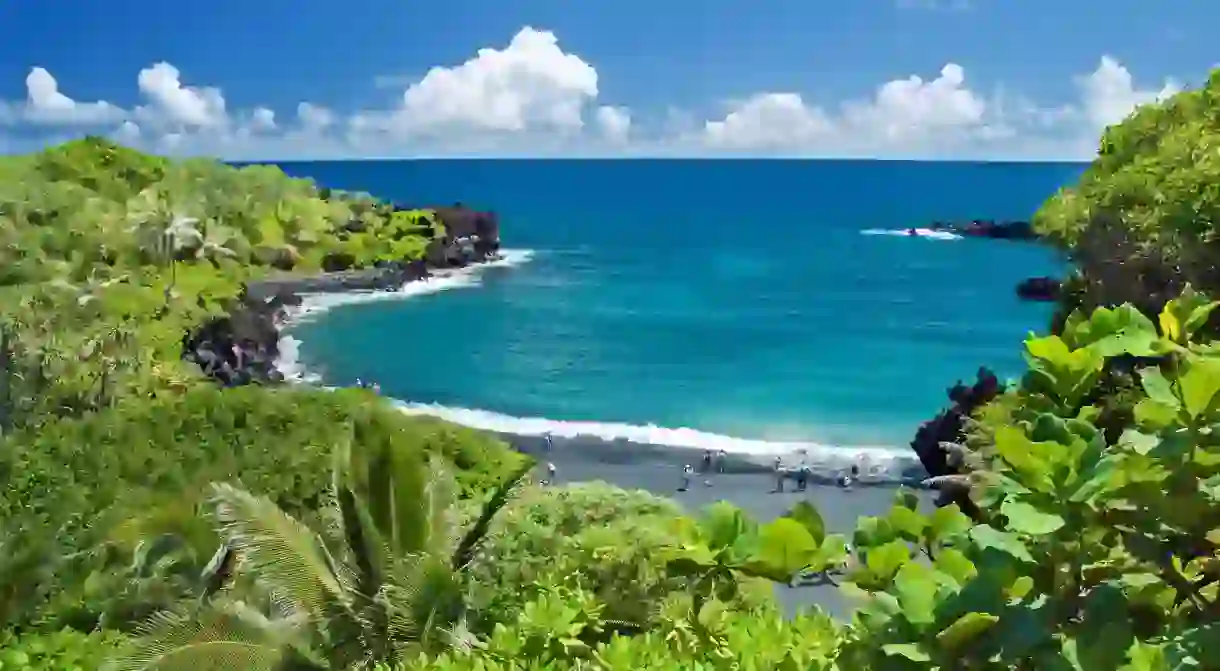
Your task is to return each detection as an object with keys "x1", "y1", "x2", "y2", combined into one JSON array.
[
  {"x1": 1031, "y1": 70, "x2": 1220, "y2": 251},
  {"x1": 1031, "y1": 70, "x2": 1220, "y2": 324},
  {"x1": 0, "y1": 385, "x2": 525, "y2": 632},
  {"x1": 0, "y1": 138, "x2": 443, "y2": 434},
  {"x1": 412, "y1": 597, "x2": 840, "y2": 671},
  {"x1": 0, "y1": 628, "x2": 127, "y2": 670},
  {"x1": 111, "y1": 441, "x2": 534, "y2": 670},
  {"x1": 836, "y1": 289, "x2": 1220, "y2": 669},
  {"x1": 464, "y1": 483, "x2": 708, "y2": 632}
]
